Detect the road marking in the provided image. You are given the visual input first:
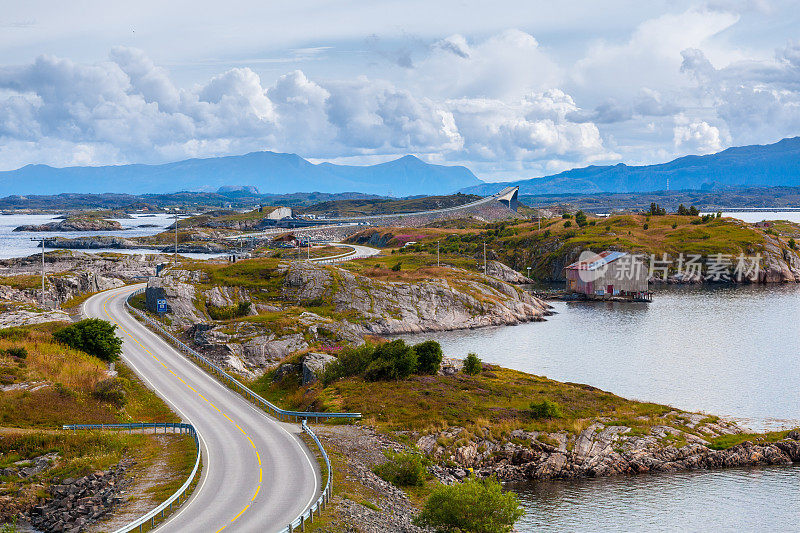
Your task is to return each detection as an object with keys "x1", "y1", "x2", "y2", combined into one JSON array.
[{"x1": 101, "y1": 292, "x2": 264, "y2": 530}]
